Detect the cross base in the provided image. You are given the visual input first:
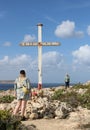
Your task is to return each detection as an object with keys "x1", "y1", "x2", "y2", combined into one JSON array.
[{"x1": 38, "y1": 83, "x2": 42, "y2": 90}]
